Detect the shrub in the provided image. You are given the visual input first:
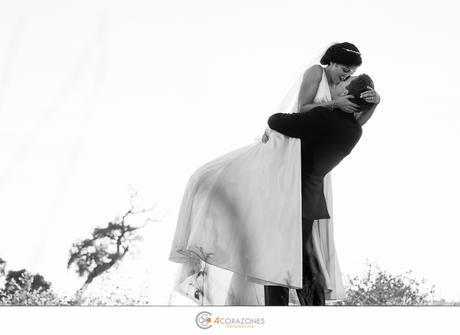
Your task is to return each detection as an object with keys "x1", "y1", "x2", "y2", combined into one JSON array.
[
  {"x1": 0, "y1": 270, "x2": 71, "y2": 306},
  {"x1": 336, "y1": 261, "x2": 436, "y2": 306}
]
